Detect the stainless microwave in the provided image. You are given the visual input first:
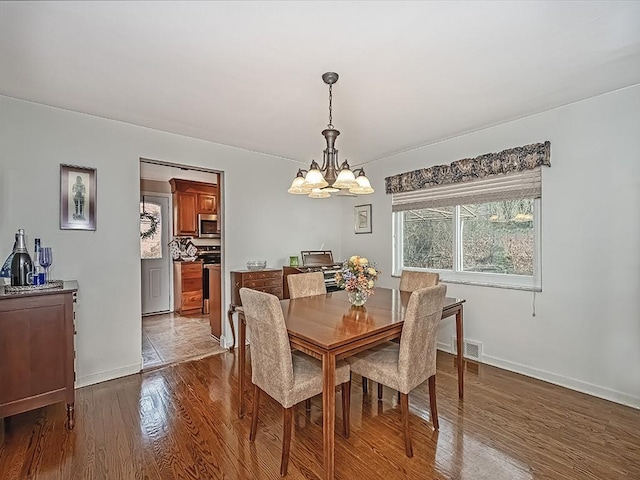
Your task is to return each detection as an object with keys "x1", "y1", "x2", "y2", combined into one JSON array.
[{"x1": 198, "y1": 214, "x2": 220, "y2": 238}]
